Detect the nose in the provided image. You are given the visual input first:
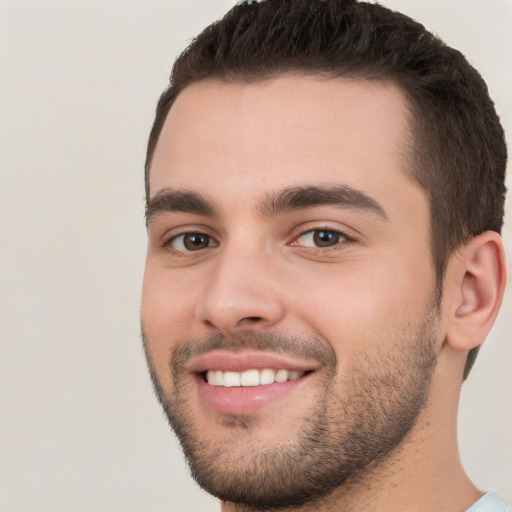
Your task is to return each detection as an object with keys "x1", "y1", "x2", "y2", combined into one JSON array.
[{"x1": 197, "y1": 245, "x2": 286, "y2": 335}]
